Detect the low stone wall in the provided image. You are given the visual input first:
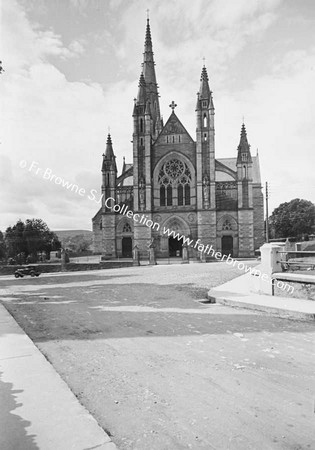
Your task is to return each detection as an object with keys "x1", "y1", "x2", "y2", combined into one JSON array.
[
  {"x1": 0, "y1": 261, "x2": 133, "y2": 276},
  {"x1": 273, "y1": 273, "x2": 315, "y2": 301},
  {"x1": 0, "y1": 264, "x2": 61, "y2": 275}
]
